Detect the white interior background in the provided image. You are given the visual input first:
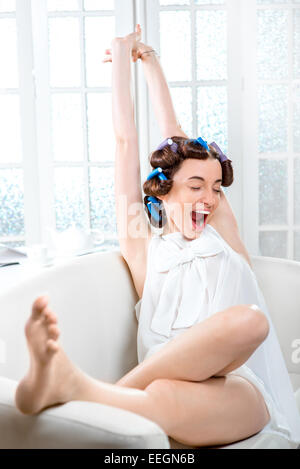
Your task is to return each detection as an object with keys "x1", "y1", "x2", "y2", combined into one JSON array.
[{"x1": 0, "y1": 0, "x2": 299, "y2": 260}]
